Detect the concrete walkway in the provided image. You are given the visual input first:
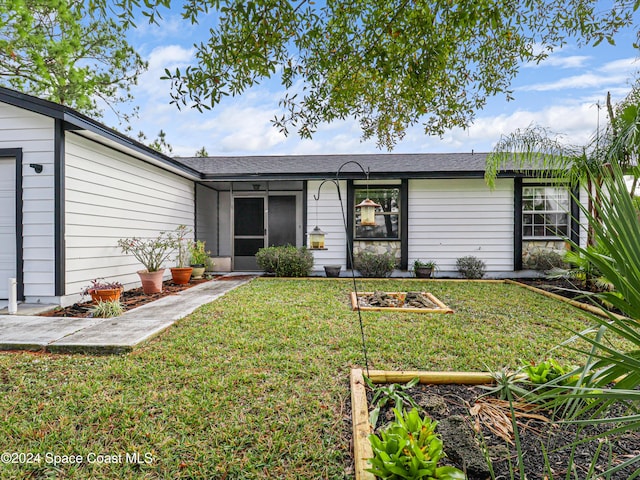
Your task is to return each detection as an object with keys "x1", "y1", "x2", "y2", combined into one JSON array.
[{"x1": 0, "y1": 276, "x2": 253, "y2": 354}]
